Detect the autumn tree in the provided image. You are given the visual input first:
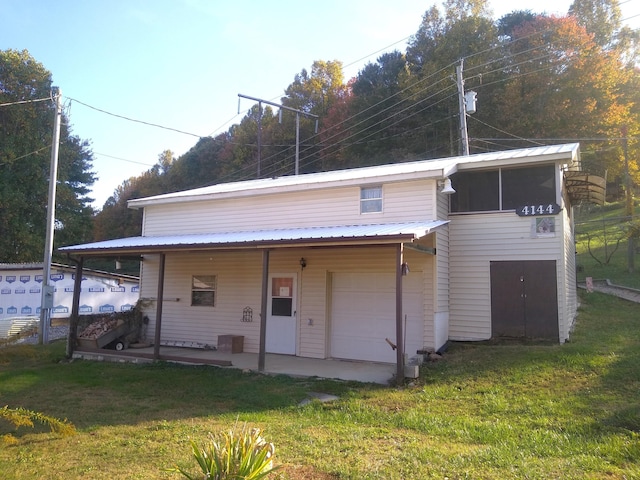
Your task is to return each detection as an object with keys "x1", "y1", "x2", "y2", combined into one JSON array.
[{"x1": 0, "y1": 49, "x2": 95, "y2": 262}]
